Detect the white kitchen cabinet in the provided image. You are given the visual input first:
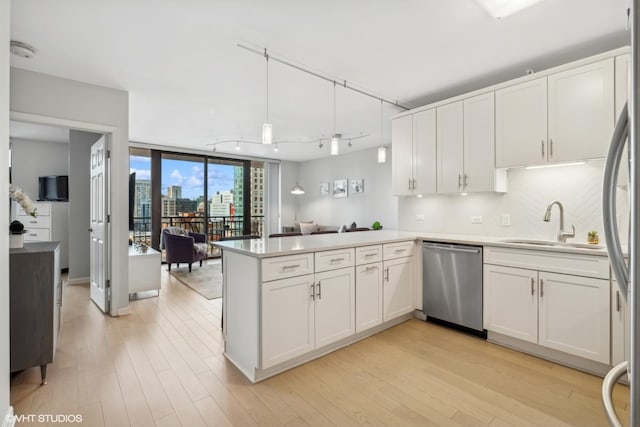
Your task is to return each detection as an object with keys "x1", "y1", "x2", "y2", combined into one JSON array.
[
  {"x1": 615, "y1": 54, "x2": 630, "y2": 188},
  {"x1": 314, "y1": 267, "x2": 355, "y2": 348},
  {"x1": 392, "y1": 109, "x2": 437, "y2": 196},
  {"x1": 495, "y1": 77, "x2": 548, "y2": 168},
  {"x1": 538, "y1": 271, "x2": 610, "y2": 364},
  {"x1": 355, "y1": 262, "x2": 383, "y2": 333},
  {"x1": 383, "y1": 256, "x2": 414, "y2": 321},
  {"x1": 547, "y1": 58, "x2": 614, "y2": 163},
  {"x1": 483, "y1": 264, "x2": 538, "y2": 344},
  {"x1": 611, "y1": 280, "x2": 629, "y2": 366},
  {"x1": 436, "y1": 101, "x2": 464, "y2": 194},
  {"x1": 262, "y1": 274, "x2": 315, "y2": 368}
]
